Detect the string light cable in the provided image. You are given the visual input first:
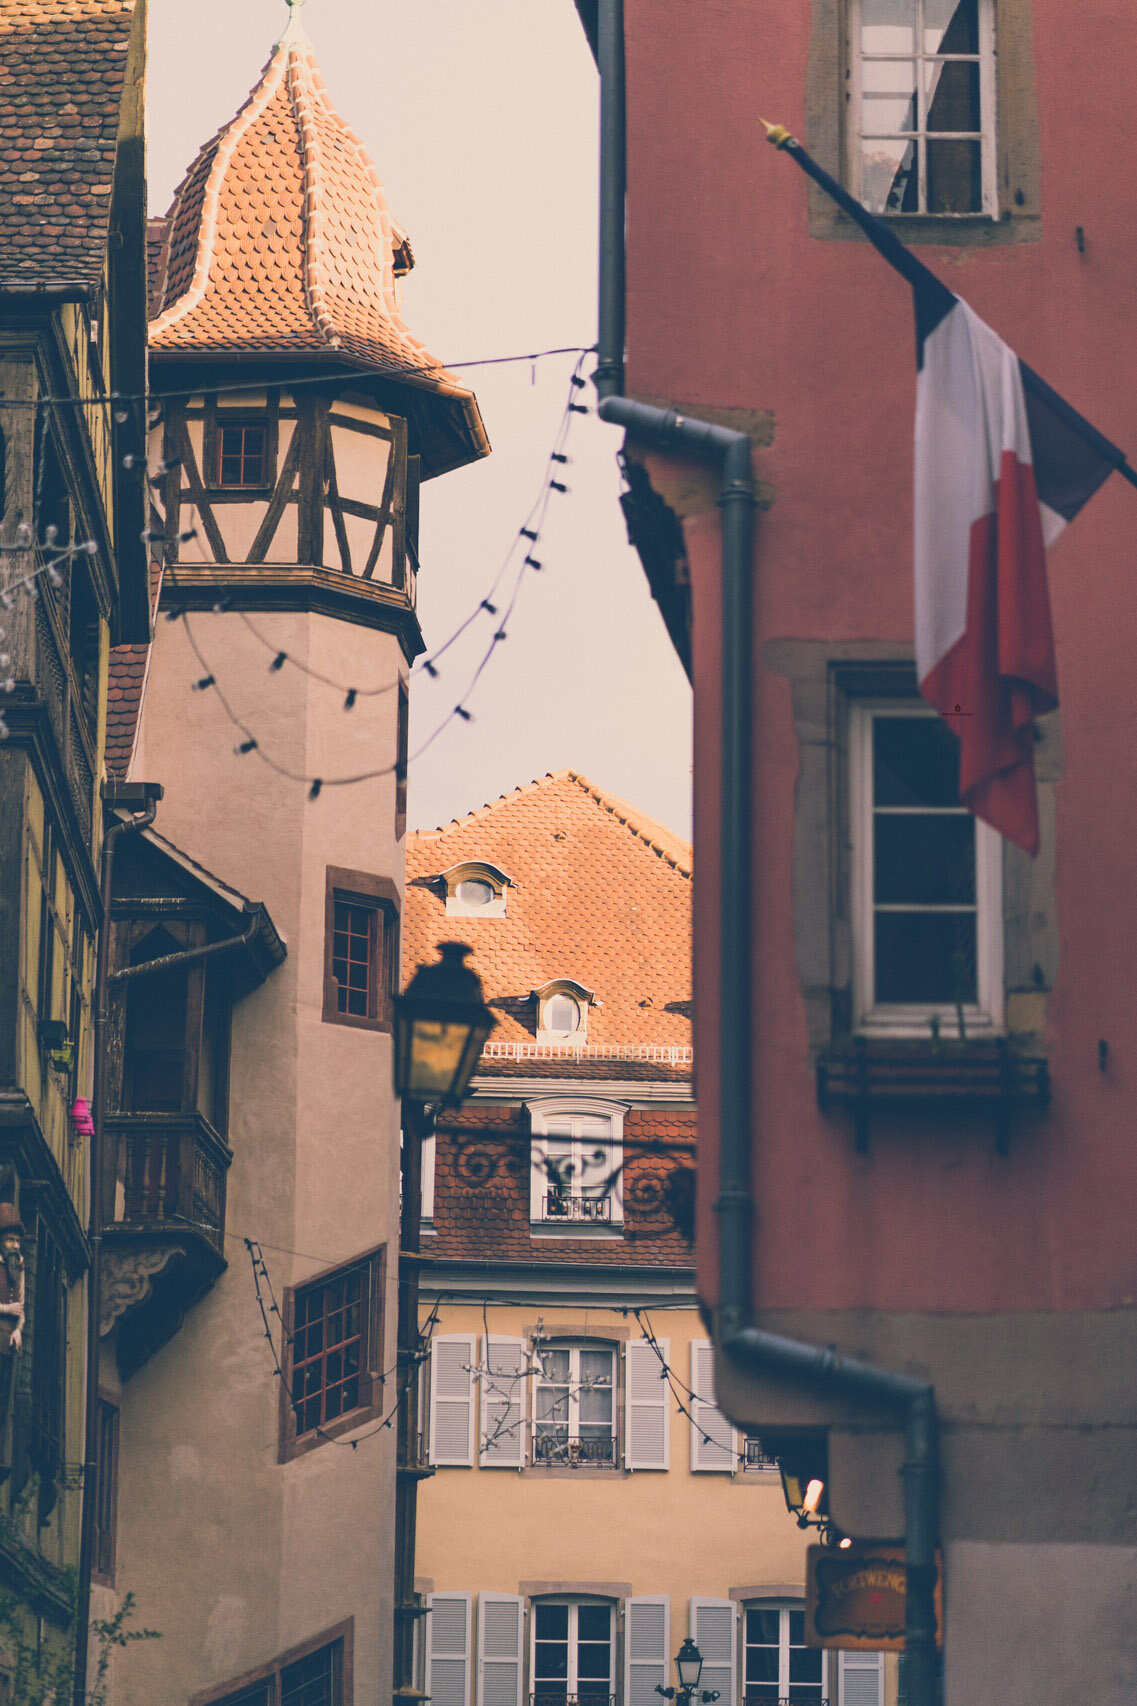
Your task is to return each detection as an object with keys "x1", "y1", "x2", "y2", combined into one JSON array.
[
  {"x1": 245, "y1": 1238, "x2": 440, "y2": 1450},
  {"x1": 165, "y1": 349, "x2": 591, "y2": 797}
]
